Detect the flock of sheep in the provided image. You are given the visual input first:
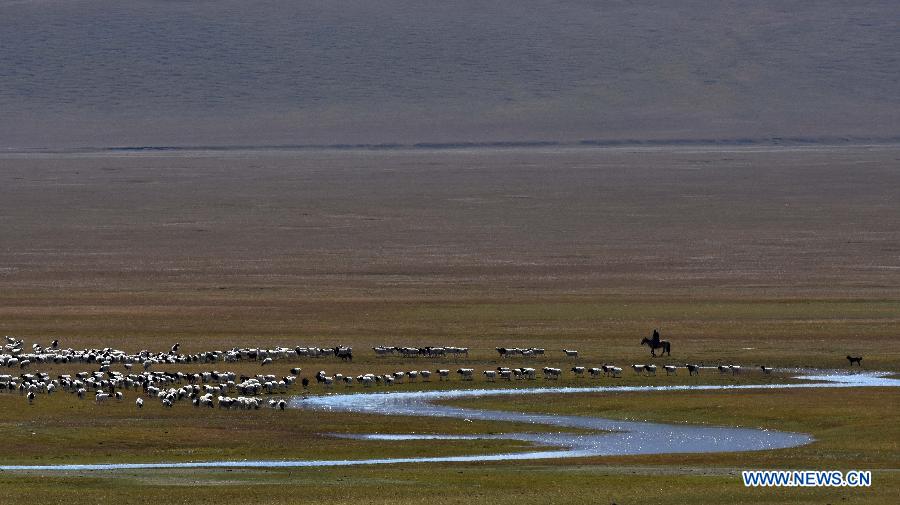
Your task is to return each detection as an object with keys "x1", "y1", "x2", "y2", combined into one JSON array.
[{"x1": 1, "y1": 335, "x2": 778, "y2": 410}]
